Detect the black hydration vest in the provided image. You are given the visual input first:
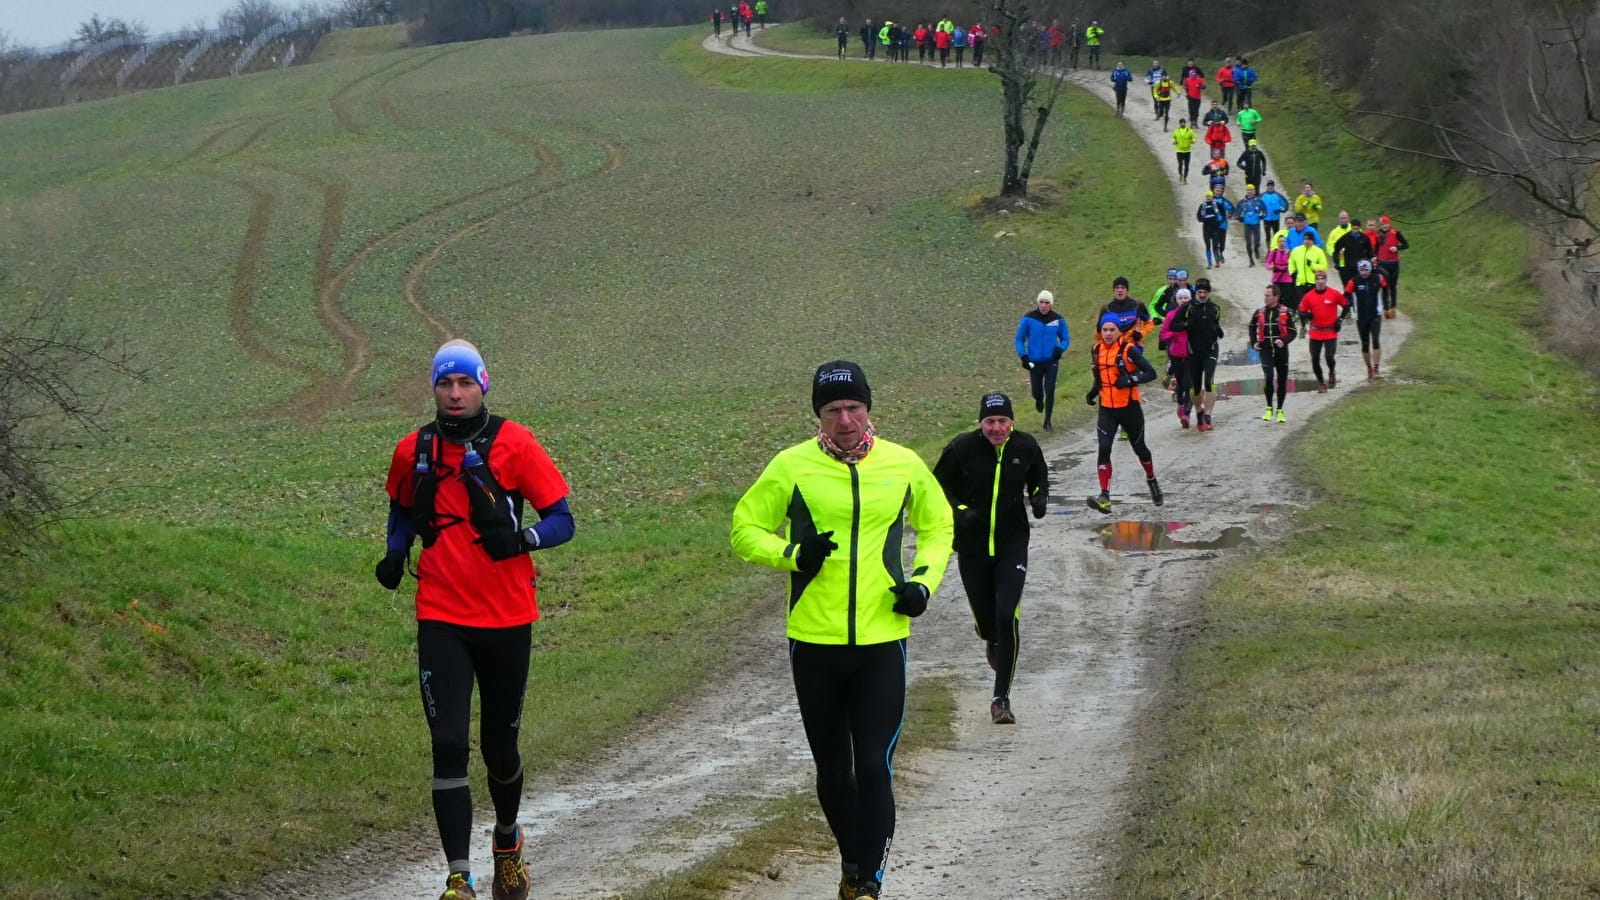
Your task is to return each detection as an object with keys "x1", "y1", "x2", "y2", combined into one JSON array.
[{"x1": 408, "y1": 416, "x2": 523, "y2": 548}]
